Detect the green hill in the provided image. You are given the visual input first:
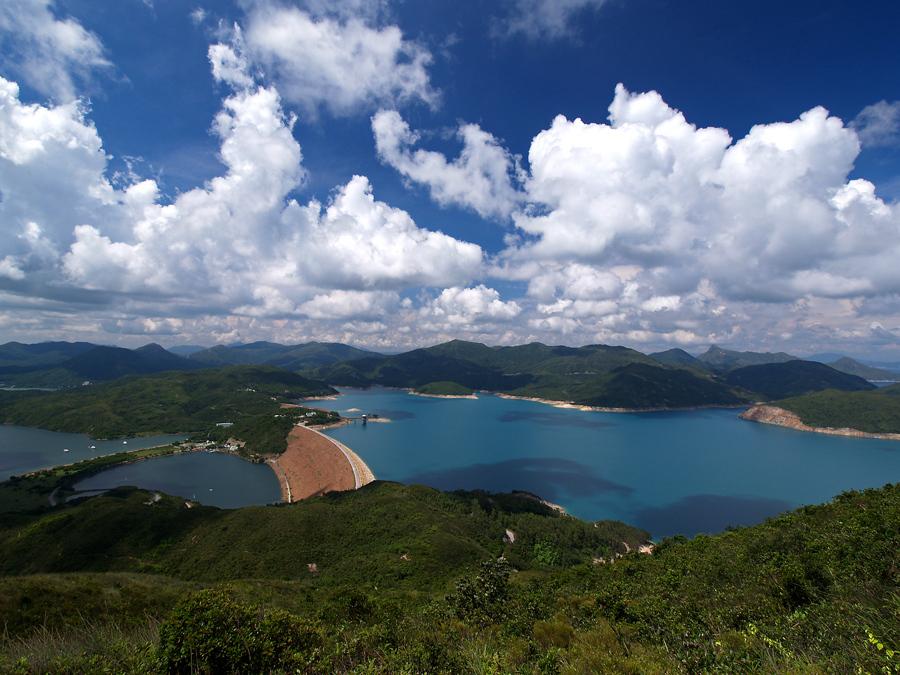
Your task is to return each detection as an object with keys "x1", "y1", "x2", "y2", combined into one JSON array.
[
  {"x1": 775, "y1": 383, "x2": 900, "y2": 434},
  {"x1": 189, "y1": 341, "x2": 379, "y2": 369},
  {"x1": 0, "y1": 344, "x2": 204, "y2": 388},
  {"x1": 698, "y1": 345, "x2": 799, "y2": 372},
  {"x1": 0, "y1": 475, "x2": 896, "y2": 673},
  {"x1": 725, "y1": 360, "x2": 875, "y2": 400},
  {"x1": 828, "y1": 356, "x2": 900, "y2": 381},
  {"x1": 649, "y1": 347, "x2": 708, "y2": 372},
  {"x1": 310, "y1": 340, "x2": 745, "y2": 409},
  {"x1": 0, "y1": 367, "x2": 336, "y2": 453},
  {"x1": 414, "y1": 381, "x2": 476, "y2": 396},
  {"x1": 0, "y1": 341, "x2": 98, "y2": 369}
]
